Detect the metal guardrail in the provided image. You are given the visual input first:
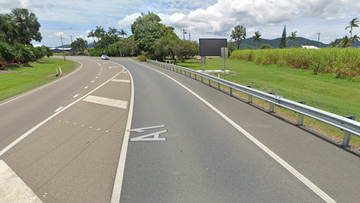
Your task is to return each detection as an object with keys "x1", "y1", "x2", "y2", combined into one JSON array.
[{"x1": 147, "y1": 59, "x2": 360, "y2": 147}]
